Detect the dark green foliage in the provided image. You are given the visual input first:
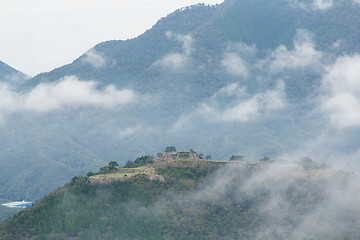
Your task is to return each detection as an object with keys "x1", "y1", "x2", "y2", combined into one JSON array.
[
  {"x1": 0, "y1": 204, "x2": 20, "y2": 225},
  {"x1": 2, "y1": 163, "x2": 359, "y2": 240},
  {"x1": 229, "y1": 155, "x2": 244, "y2": 161},
  {"x1": 123, "y1": 160, "x2": 137, "y2": 168},
  {"x1": 164, "y1": 146, "x2": 176, "y2": 153},
  {"x1": 99, "y1": 166, "x2": 111, "y2": 174},
  {"x1": 123, "y1": 156, "x2": 155, "y2": 168},
  {"x1": 134, "y1": 156, "x2": 155, "y2": 166},
  {"x1": 297, "y1": 157, "x2": 319, "y2": 170},
  {"x1": 259, "y1": 157, "x2": 270, "y2": 162},
  {"x1": 2, "y1": 0, "x2": 360, "y2": 229},
  {"x1": 107, "y1": 161, "x2": 119, "y2": 170}
]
